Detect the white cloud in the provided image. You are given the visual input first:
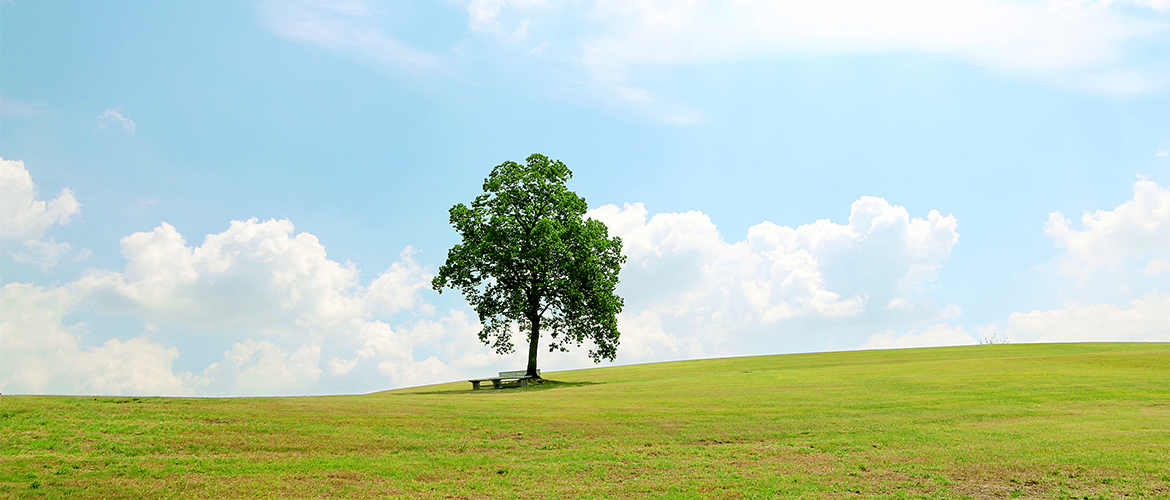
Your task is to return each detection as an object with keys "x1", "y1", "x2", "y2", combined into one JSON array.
[
  {"x1": 72, "y1": 219, "x2": 366, "y2": 332},
  {"x1": 0, "y1": 158, "x2": 81, "y2": 270},
  {"x1": 201, "y1": 340, "x2": 322, "y2": 396},
  {"x1": 973, "y1": 177, "x2": 1170, "y2": 346},
  {"x1": 582, "y1": 0, "x2": 1167, "y2": 91},
  {"x1": 0, "y1": 283, "x2": 191, "y2": 396},
  {"x1": 81, "y1": 217, "x2": 438, "y2": 376},
  {"x1": 326, "y1": 319, "x2": 408, "y2": 376},
  {"x1": 257, "y1": 0, "x2": 445, "y2": 74},
  {"x1": 0, "y1": 163, "x2": 629, "y2": 395},
  {"x1": 1146, "y1": 258, "x2": 1170, "y2": 274},
  {"x1": 588, "y1": 196, "x2": 959, "y2": 359},
  {"x1": 97, "y1": 106, "x2": 136, "y2": 134},
  {"x1": 3, "y1": 194, "x2": 963, "y2": 394},
  {"x1": 860, "y1": 323, "x2": 979, "y2": 349},
  {"x1": 2, "y1": 215, "x2": 468, "y2": 395},
  {"x1": 0, "y1": 166, "x2": 966, "y2": 394},
  {"x1": 1, "y1": 159, "x2": 80, "y2": 241},
  {"x1": 1003, "y1": 292, "x2": 1170, "y2": 342},
  {"x1": 614, "y1": 309, "x2": 695, "y2": 360},
  {"x1": 459, "y1": 0, "x2": 1168, "y2": 120},
  {"x1": 259, "y1": 1, "x2": 1168, "y2": 122},
  {"x1": 74, "y1": 338, "x2": 189, "y2": 395},
  {"x1": 1044, "y1": 179, "x2": 1170, "y2": 284},
  {"x1": 74, "y1": 219, "x2": 425, "y2": 332},
  {"x1": 462, "y1": 0, "x2": 545, "y2": 39},
  {"x1": 367, "y1": 246, "x2": 433, "y2": 315},
  {"x1": 12, "y1": 239, "x2": 75, "y2": 272},
  {"x1": 0, "y1": 96, "x2": 48, "y2": 118},
  {"x1": 378, "y1": 355, "x2": 451, "y2": 387}
]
